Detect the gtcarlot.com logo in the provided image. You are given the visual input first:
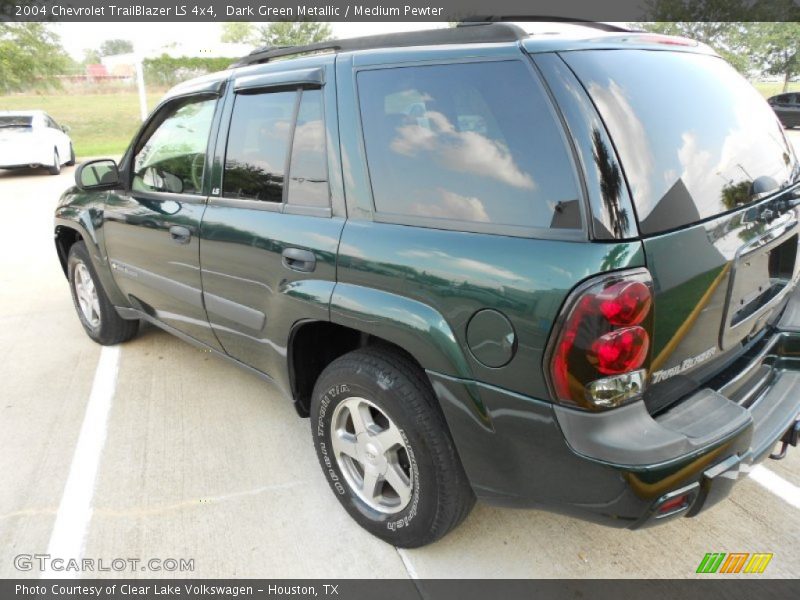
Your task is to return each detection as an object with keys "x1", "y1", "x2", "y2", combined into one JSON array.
[
  {"x1": 696, "y1": 552, "x2": 773, "y2": 574},
  {"x1": 14, "y1": 554, "x2": 194, "y2": 573}
]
